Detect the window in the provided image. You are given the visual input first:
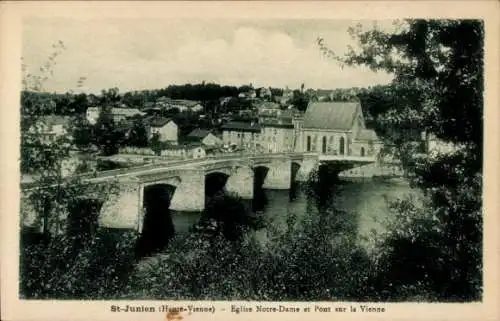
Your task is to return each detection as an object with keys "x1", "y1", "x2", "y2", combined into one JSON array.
[
  {"x1": 322, "y1": 136, "x2": 327, "y2": 154},
  {"x1": 312, "y1": 135, "x2": 318, "y2": 151},
  {"x1": 306, "y1": 136, "x2": 311, "y2": 152},
  {"x1": 339, "y1": 136, "x2": 345, "y2": 155},
  {"x1": 360, "y1": 147, "x2": 365, "y2": 157}
]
